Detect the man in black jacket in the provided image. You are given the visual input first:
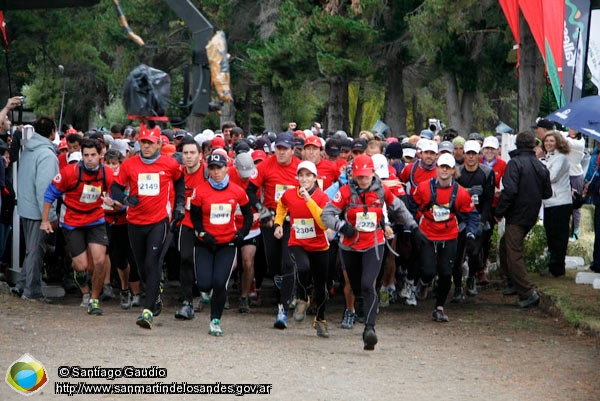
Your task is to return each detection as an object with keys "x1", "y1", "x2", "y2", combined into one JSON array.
[{"x1": 495, "y1": 131, "x2": 552, "y2": 308}]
